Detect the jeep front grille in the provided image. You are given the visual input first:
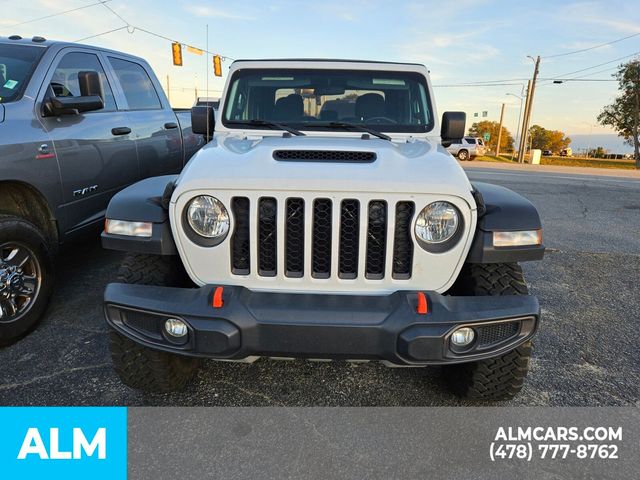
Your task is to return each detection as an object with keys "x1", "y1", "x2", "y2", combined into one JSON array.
[{"x1": 229, "y1": 196, "x2": 415, "y2": 280}]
